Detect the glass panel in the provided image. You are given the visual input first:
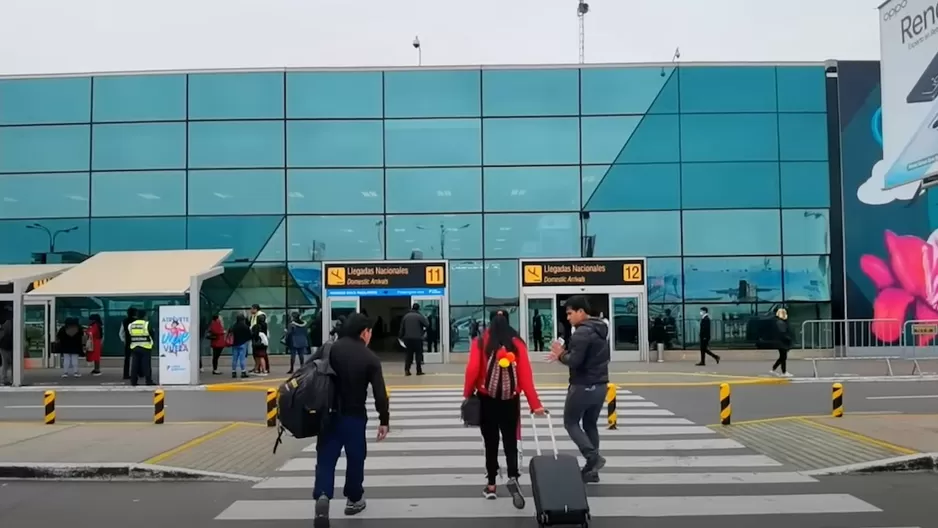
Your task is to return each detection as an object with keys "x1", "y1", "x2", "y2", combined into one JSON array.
[
  {"x1": 527, "y1": 297, "x2": 553, "y2": 352},
  {"x1": 449, "y1": 260, "x2": 484, "y2": 306},
  {"x1": 488, "y1": 305, "x2": 520, "y2": 331},
  {"x1": 386, "y1": 168, "x2": 482, "y2": 213},
  {"x1": 0, "y1": 173, "x2": 90, "y2": 219},
  {"x1": 0, "y1": 219, "x2": 89, "y2": 263},
  {"x1": 580, "y1": 67, "x2": 678, "y2": 115},
  {"x1": 257, "y1": 220, "x2": 286, "y2": 262},
  {"x1": 684, "y1": 256, "x2": 783, "y2": 303},
  {"x1": 581, "y1": 116, "x2": 639, "y2": 164},
  {"x1": 782, "y1": 209, "x2": 830, "y2": 254},
  {"x1": 581, "y1": 115, "x2": 680, "y2": 165},
  {"x1": 188, "y1": 121, "x2": 284, "y2": 169},
  {"x1": 483, "y1": 117, "x2": 579, "y2": 165},
  {"x1": 681, "y1": 162, "x2": 780, "y2": 209},
  {"x1": 650, "y1": 303, "x2": 683, "y2": 349},
  {"x1": 679, "y1": 66, "x2": 777, "y2": 113},
  {"x1": 385, "y1": 213, "x2": 483, "y2": 260},
  {"x1": 680, "y1": 114, "x2": 778, "y2": 162},
  {"x1": 286, "y1": 263, "x2": 323, "y2": 307},
  {"x1": 187, "y1": 215, "x2": 283, "y2": 262},
  {"x1": 484, "y1": 213, "x2": 580, "y2": 259},
  {"x1": 384, "y1": 119, "x2": 481, "y2": 167},
  {"x1": 93, "y1": 74, "x2": 186, "y2": 122},
  {"x1": 412, "y1": 298, "x2": 442, "y2": 353},
  {"x1": 589, "y1": 211, "x2": 682, "y2": 257},
  {"x1": 24, "y1": 304, "x2": 47, "y2": 366},
  {"x1": 287, "y1": 120, "x2": 383, "y2": 168},
  {"x1": 484, "y1": 260, "x2": 519, "y2": 305},
  {"x1": 0, "y1": 78, "x2": 91, "y2": 125},
  {"x1": 90, "y1": 217, "x2": 187, "y2": 252},
  {"x1": 188, "y1": 169, "x2": 285, "y2": 215},
  {"x1": 778, "y1": 113, "x2": 829, "y2": 161},
  {"x1": 780, "y1": 162, "x2": 830, "y2": 208},
  {"x1": 286, "y1": 215, "x2": 384, "y2": 261},
  {"x1": 647, "y1": 257, "x2": 684, "y2": 303},
  {"x1": 287, "y1": 169, "x2": 383, "y2": 214},
  {"x1": 450, "y1": 306, "x2": 485, "y2": 352},
  {"x1": 384, "y1": 70, "x2": 481, "y2": 118},
  {"x1": 91, "y1": 171, "x2": 186, "y2": 217},
  {"x1": 482, "y1": 69, "x2": 578, "y2": 117},
  {"x1": 776, "y1": 66, "x2": 827, "y2": 113},
  {"x1": 582, "y1": 164, "x2": 681, "y2": 211},
  {"x1": 784, "y1": 256, "x2": 831, "y2": 301},
  {"x1": 0, "y1": 125, "x2": 90, "y2": 173},
  {"x1": 329, "y1": 299, "x2": 359, "y2": 335},
  {"x1": 611, "y1": 296, "x2": 640, "y2": 351},
  {"x1": 221, "y1": 264, "x2": 288, "y2": 310},
  {"x1": 484, "y1": 166, "x2": 579, "y2": 212},
  {"x1": 188, "y1": 72, "x2": 284, "y2": 120},
  {"x1": 286, "y1": 72, "x2": 382, "y2": 119},
  {"x1": 92, "y1": 123, "x2": 186, "y2": 170},
  {"x1": 683, "y1": 303, "x2": 778, "y2": 348},
  {"x1": 682, "y1": 209, "x2": 781, "y2": 256}
]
